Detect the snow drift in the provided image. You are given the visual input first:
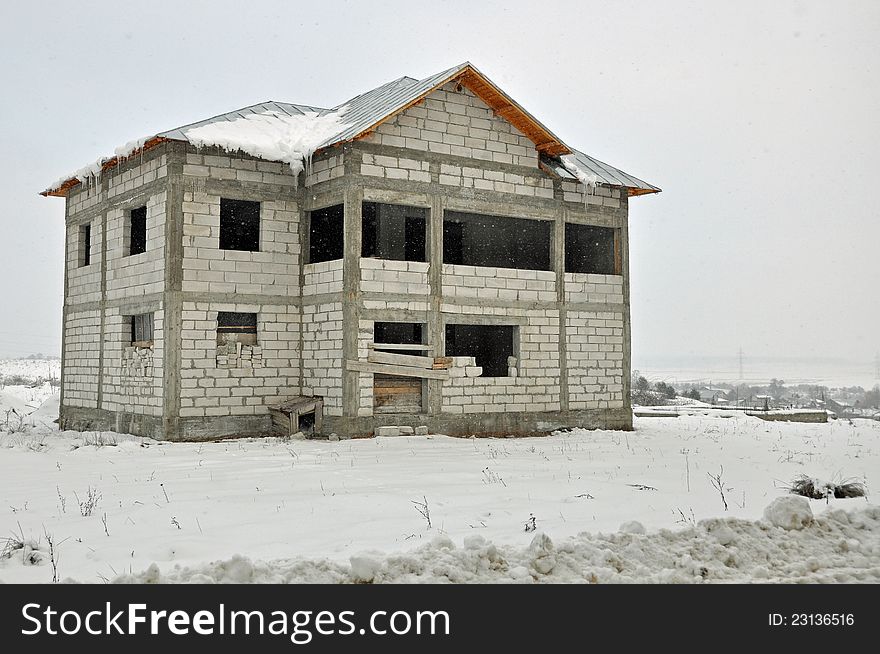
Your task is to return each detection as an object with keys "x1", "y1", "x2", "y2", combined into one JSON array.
[{"x1": 111, "y1": 502, "x2": 880, "y2": 584}]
